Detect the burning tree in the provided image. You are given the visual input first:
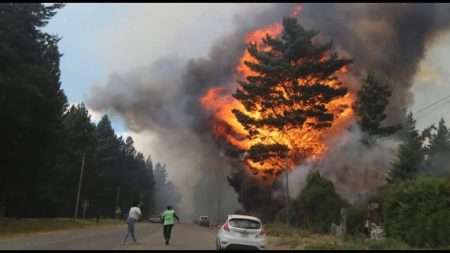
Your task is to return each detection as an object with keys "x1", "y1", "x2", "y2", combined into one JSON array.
[{"x1": 231, "y1": 17, "x2": 353, "y2": 178}]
